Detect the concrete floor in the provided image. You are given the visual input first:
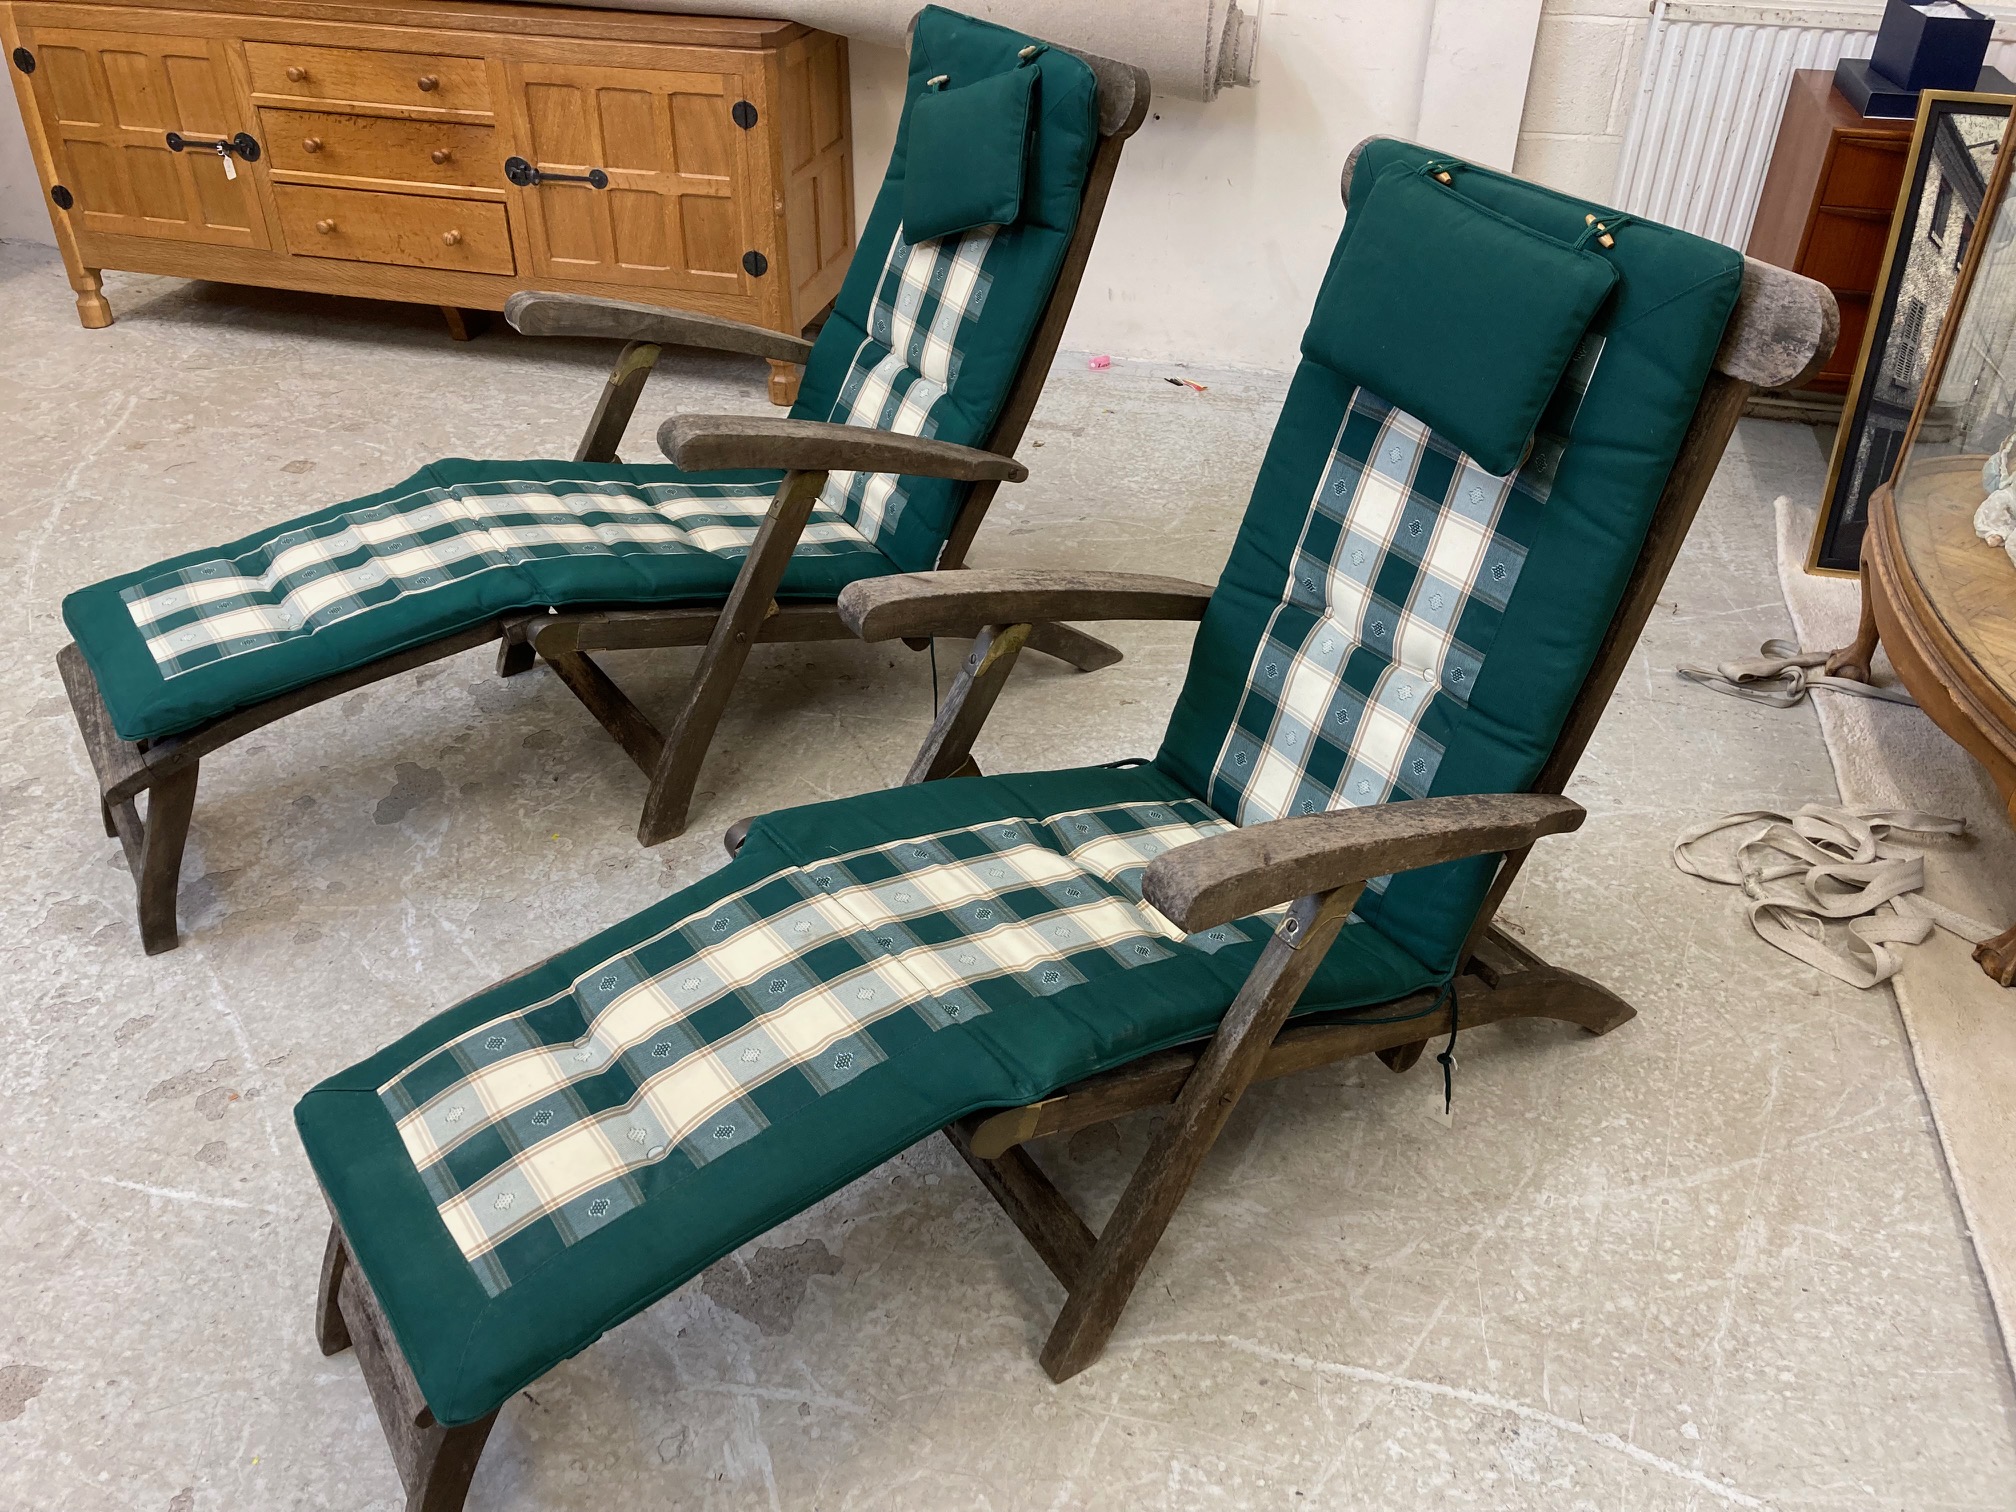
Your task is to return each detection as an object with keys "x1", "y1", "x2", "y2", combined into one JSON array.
[{"x1": 1, "y1": 239, "x2": 2012, "y2": 1512}]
